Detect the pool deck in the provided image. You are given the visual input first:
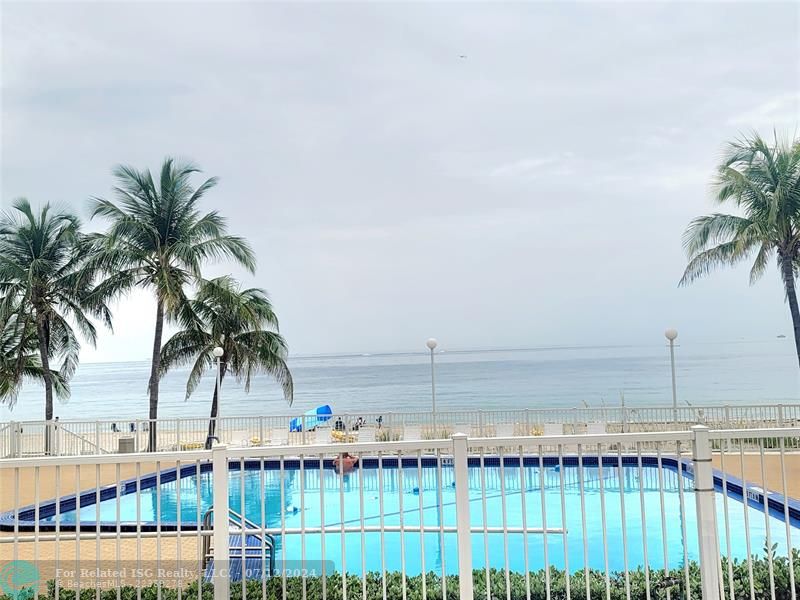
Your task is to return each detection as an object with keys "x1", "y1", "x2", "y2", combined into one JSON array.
[{"x1": 0, "y1": 460, "x2": 198, "y2": 586}]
